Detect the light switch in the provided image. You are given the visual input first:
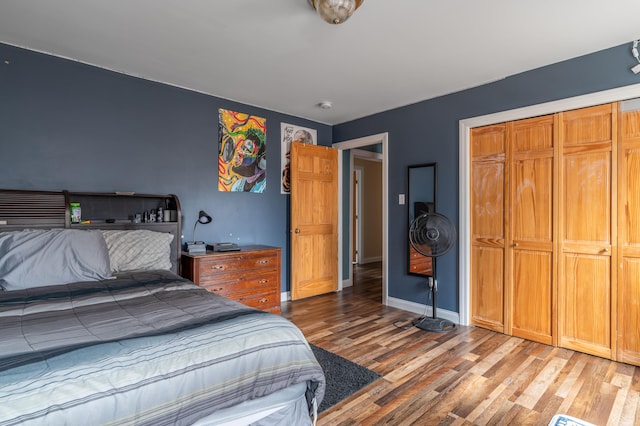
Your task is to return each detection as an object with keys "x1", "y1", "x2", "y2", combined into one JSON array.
[{"x1": 399, "y1": 194, "x2": 405, "y2": 205}]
